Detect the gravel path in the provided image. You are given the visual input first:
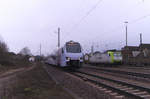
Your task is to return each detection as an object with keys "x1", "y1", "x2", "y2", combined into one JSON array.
[{"x1": 0, "y1": 66, "x2": 35, "y2": 98}]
